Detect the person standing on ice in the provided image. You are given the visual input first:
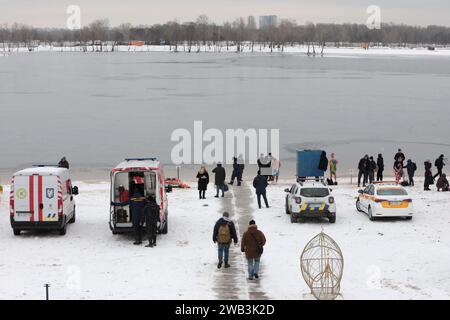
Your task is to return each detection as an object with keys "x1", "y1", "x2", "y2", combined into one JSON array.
[
  {"x1": 271, "y1": 156, "x2": 281, "y2": 184},
  {"x1": 393, "y1": 160, "x2": 403, "y2": 183},
  {"x1": 424, "y1": 160, "x2": 434, "y2": 191},
  {"x1": 229, "y1": 157, "x2": 242, "y2": 186},
  {"x1": 212, "y1": 162, "x2": 226, "y2": 198},
  {"x1": 253, "y1": 170, "x2": 269, "y2": 209},
  {"x1": 143, "y1": 195, "x2": 160, "y2": 248},
  {"x1": 376, "y1": 154, "x2": 384, "y2": 181},
  {"x1": 436, "y1": 174, "x2": 449, "y2": 192},
  {"x1": 329, "y1": 153, "x2": 338, "y2": 184},
  {"x1": 196, "y1": 166, "x2": 209, "y2": 199},
  {"x1": 433, "y1": 154, "x2": 445, "y2": 179},
  {"x1": 58, "y1": 157, "x2": 69, "y2": 169},
  {"x1": 406, "y1": 159, "x2": 417, "y2": 186},
  {"x1": 357, "y1": 155, "x2": 369, "y2": 187},
  {"x1": 394, "y1": 149, "x2": 406, "y2": 166},
  {"x1": 237, "y1": 154, "x2": 245, "y2": 183},
  {"x1": 213, "y1": 212, "x2": 238, "y2": 269},
  {"x1": 241, "y1": 220, "x2": 266, "y2": 281},
  {"x1": 368, "y1": 156, "x2": 377, "y2": 184}
]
